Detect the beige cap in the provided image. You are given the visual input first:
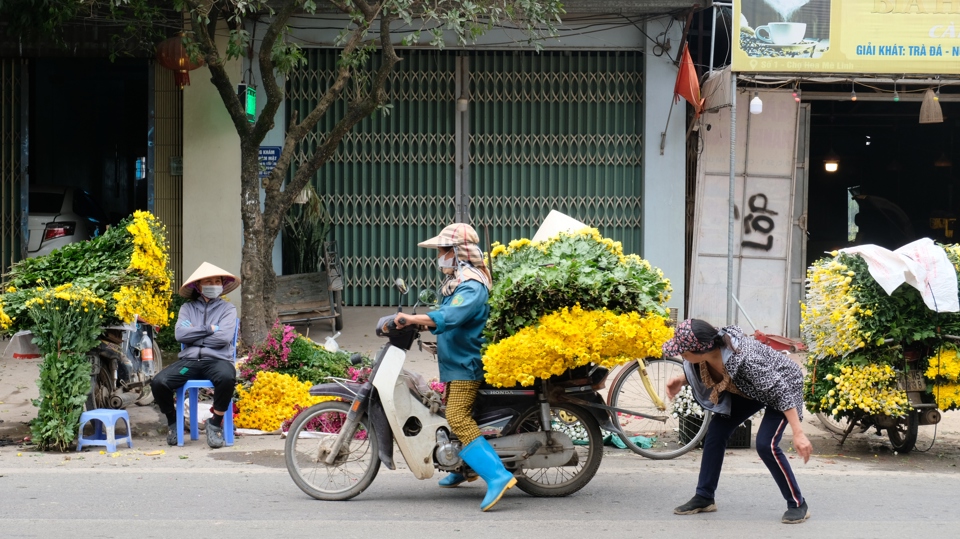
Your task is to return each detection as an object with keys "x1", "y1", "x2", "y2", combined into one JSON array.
[
  {"x1": 179, "y1": 262, "x2": 241, "y2": 298},
  {"x1": 418, "y1": 223, "x2": 481, "y2": 249}
]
